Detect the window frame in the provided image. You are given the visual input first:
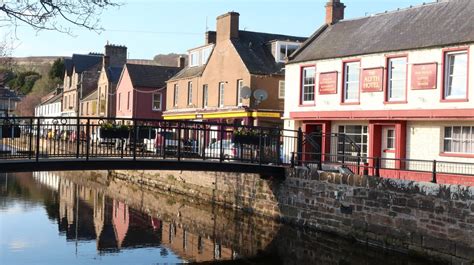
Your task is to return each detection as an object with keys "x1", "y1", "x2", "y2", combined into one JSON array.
[
  {"x1": 441, "y1": 126, "x2": 474, "y2": 156},
  {"x1": 337, "y1": 125, "x2": 369, "y2": 159},
  {"x1": 341, "y1": 60, "x2": 361, "y2": 105},
  {"x1": 275, "y1": 41, "x2": 301, "y2": 63},
  {"x1": 385, "y1": 56, "x2": 408, "y2": 104},
  {"x1": 187, "y1": 81, "x2": 193, "y2": 106},
  {"x1": 152, "y1": 93, "x2": 162, "y2": 111},
  {"x1": 278, "y1": 80, "x2": 285, "y2": 99},
  {"x1": 441, "y1": 48, "x2": 469, "y2": 102},
  {"x1": 203, "y1": 84, "x2": 208, "y2": 108},
  {"x1": 218, "y1": 82, "x2": 225, "y2": 107},
  {"x1": 299, "y1": 65, "x2": 316, "y2": 106},
  {"x1": 189, "y1": 51, "x2": 199, "y2": 67},
  {"x1": 118, "y1": 93, "x2": 121, "y2": 111},
  {"x1": 173, "y1": 84, "x2": 179, "y2": 107},
  {"x1": 237, "y1": 79, "x2": 243, "y2": 105},
  {"x1": 385, "y1": 128, "x2": 395, "y2": 151}
]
